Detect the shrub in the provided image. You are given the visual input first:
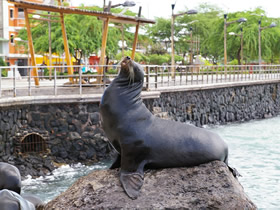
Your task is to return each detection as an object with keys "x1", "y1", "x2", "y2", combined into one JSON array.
[{"x1": 0, "y1": 57, "x2": 8, "y2": 77}]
